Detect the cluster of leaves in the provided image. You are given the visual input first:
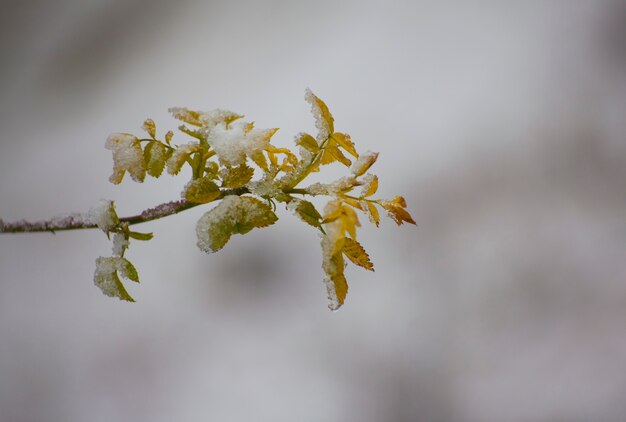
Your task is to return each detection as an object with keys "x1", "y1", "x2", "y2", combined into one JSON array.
[{"x1": 95, "y1": 90, "x2": 414, "y2": 310}]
